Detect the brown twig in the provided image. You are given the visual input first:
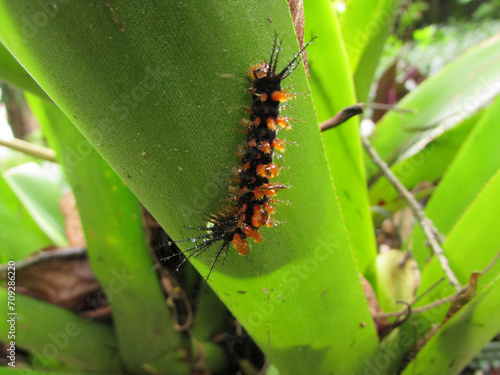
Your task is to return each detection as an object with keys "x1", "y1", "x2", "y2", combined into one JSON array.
[
  {"x1": 0, "y1": 137, "x2": 57, "y2": 162},
  {"x1": 319, "y1": 103, "x2": 417, "y2": 133},
  {"x1": 361, "y1": 136, "x2": 460, "y2": 290},
  {"x1": 319, "y1": 103, "x2": 365, "y2": 131}
]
